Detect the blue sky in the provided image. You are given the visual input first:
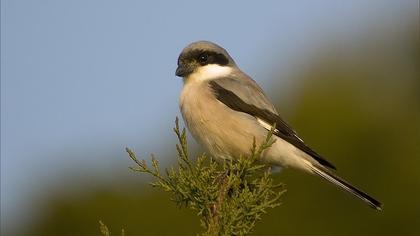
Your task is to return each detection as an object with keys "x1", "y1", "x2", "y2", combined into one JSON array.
[{"x1": 1, "y1": 0, "x2": 414, "y2": 232}]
